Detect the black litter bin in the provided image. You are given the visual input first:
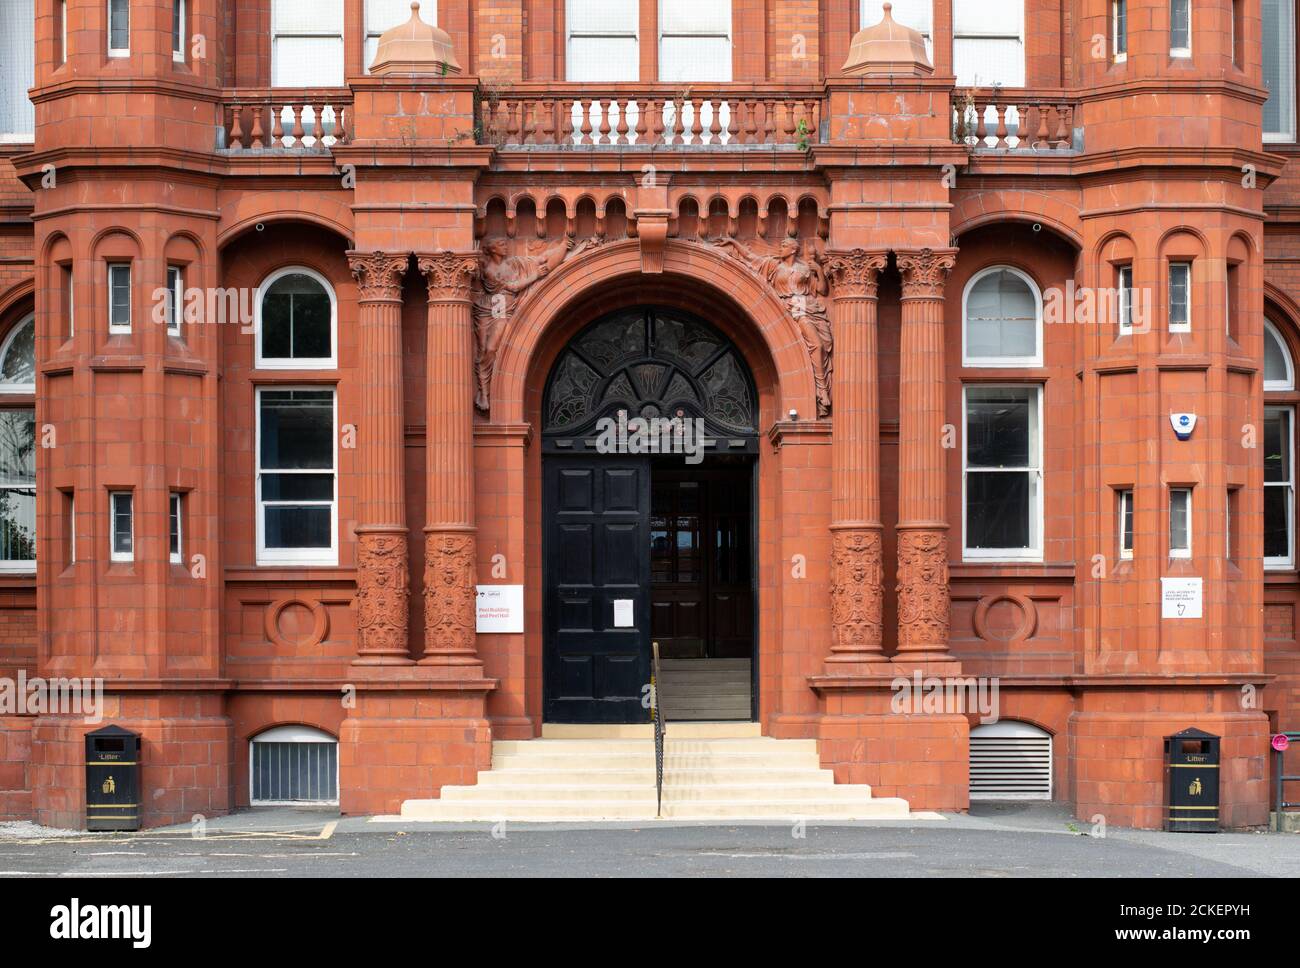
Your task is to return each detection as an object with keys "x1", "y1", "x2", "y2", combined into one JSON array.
[
  {"x1": 1164, "y1": 727, "x2": 1220, "y2": 833},
  {"x1": 85, "y1": 725, "x2": 141, "y2": 831}
]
